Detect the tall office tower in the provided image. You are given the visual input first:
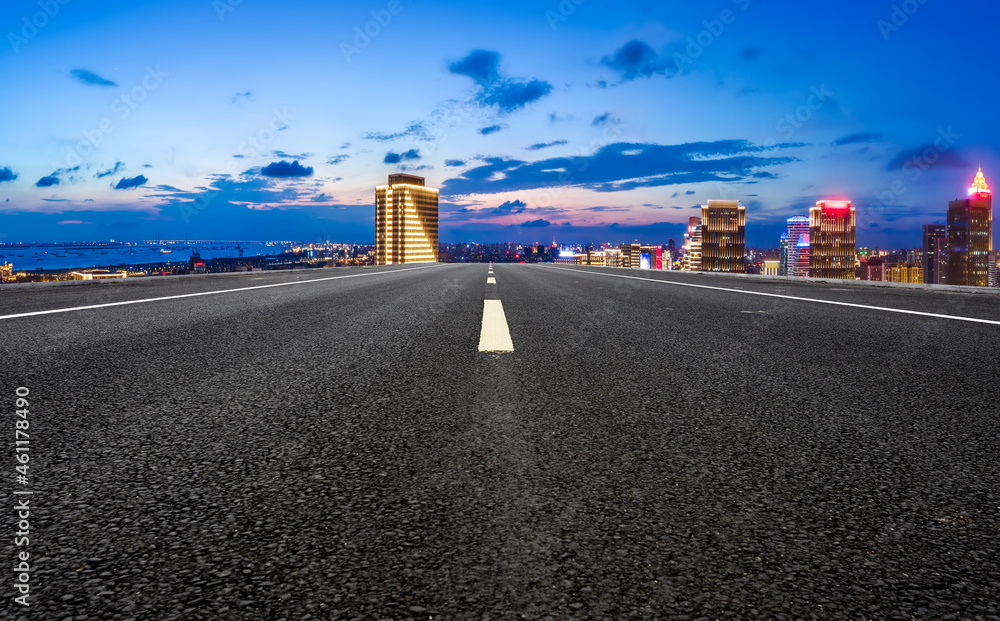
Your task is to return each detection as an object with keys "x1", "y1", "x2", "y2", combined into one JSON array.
[
  {"x1": 779, "y1": 231, "x2": 789, "y2": 276},
  {"x1": 809, "y1": 200, "x2": 856, "y2": 280},
  {"x1": 699, "y1": 200, "x2": 746, "y2": 273},
  {"x1": 922, "y1": 224, "x2": 947, "y2": 284},
  {"x1": 785, "y1": 216, "x2": 810, "y2": 276},
  {"x1": 796, "y1": 232, "x2": 811, "y2": 277},
  {"x1": 375, "y1": 174, "x2": 439, "y2": 265},
  {"x1": 682, "y1": 220, "x2": 702, "y2": 271},
  {"x1": 946, "y1": 167, "x2": 993, "y2": 287},
  {"x1": 620, "y1": 242, "x2": 641, "y2": 269}
]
